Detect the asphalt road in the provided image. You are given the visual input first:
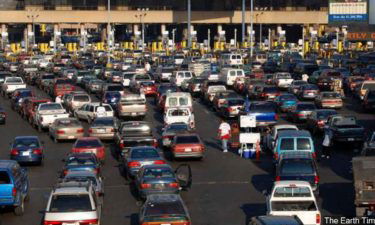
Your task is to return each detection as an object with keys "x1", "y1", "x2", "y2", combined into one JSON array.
[{"x1": 0, "y1": 85, "x2": 373, "y2": 225}]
